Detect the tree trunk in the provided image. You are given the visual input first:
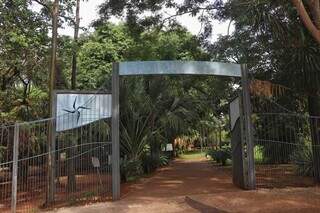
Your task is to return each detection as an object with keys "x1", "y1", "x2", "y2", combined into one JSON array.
[
  {"x1": 47, "y1": 0, "x2": 59, "y2": 205},
  {"x1": 67, "y1": 0, "x2": 81, "y2": 193},
  {"x1": 220, "y1": 126, "x2": 222, "y2": 148},
  {"x1": 292, "y1": 0, "x2": 320, "y2": 183},
  {"x1": 71, "y1": 0, "x2": 80, "y2": 89},
  {"x1": 292, "y1": 0, "x2": 320, "y2": 43},
  {"x1": 308, "y1": 95, "x2": 320, "y2": 182},
  {"x1": 49, "y1": 0, "x2": 58, "y2": 116},
  {"x1": 67, "y1": 136, "x2": 77, "y2": 192},
  {"x1": 303, "y1": 0, "x2": 320, "y2": 183}
]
